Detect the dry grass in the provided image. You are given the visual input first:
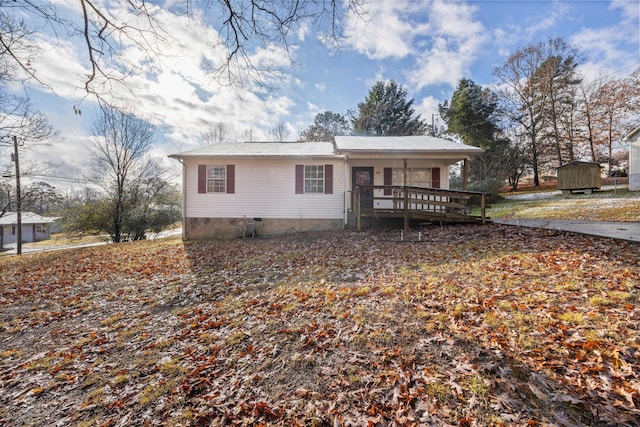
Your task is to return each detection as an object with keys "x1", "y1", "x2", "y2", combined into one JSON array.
[{"x1": 487, "y1": 187, "x2": 640, "y2": 222}]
